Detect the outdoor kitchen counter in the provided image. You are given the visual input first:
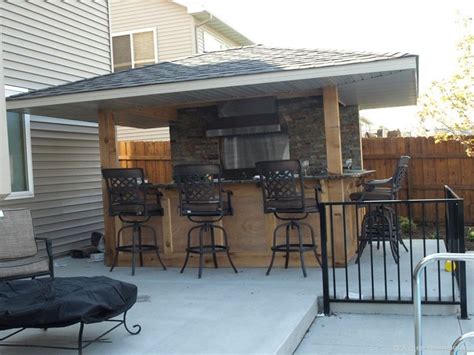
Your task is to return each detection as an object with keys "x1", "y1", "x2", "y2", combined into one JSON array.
[
  {"x1": 154, "y1": 170, "x2": 375, "y2": 189},
  {"x1": 116, "y1": 170, "x2": 374, "y2": 268}
]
